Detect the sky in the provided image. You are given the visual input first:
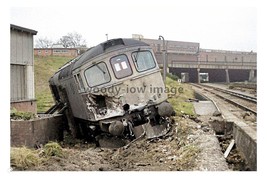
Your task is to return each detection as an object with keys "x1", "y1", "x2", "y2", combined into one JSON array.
[{"x1": 9, "y1": 1, "x2": 257, "y2": 52}]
